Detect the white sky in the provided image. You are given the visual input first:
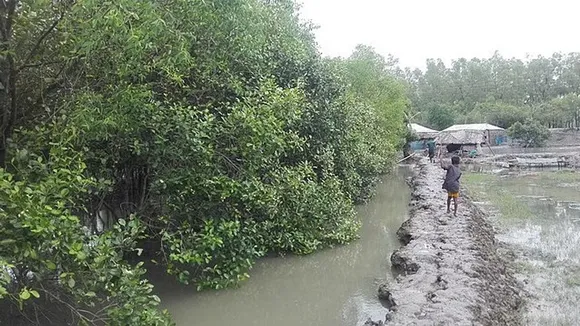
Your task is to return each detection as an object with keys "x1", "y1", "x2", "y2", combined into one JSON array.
[{"x1": 299, "y1": 0, "x2": 580, "y2": 70}]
